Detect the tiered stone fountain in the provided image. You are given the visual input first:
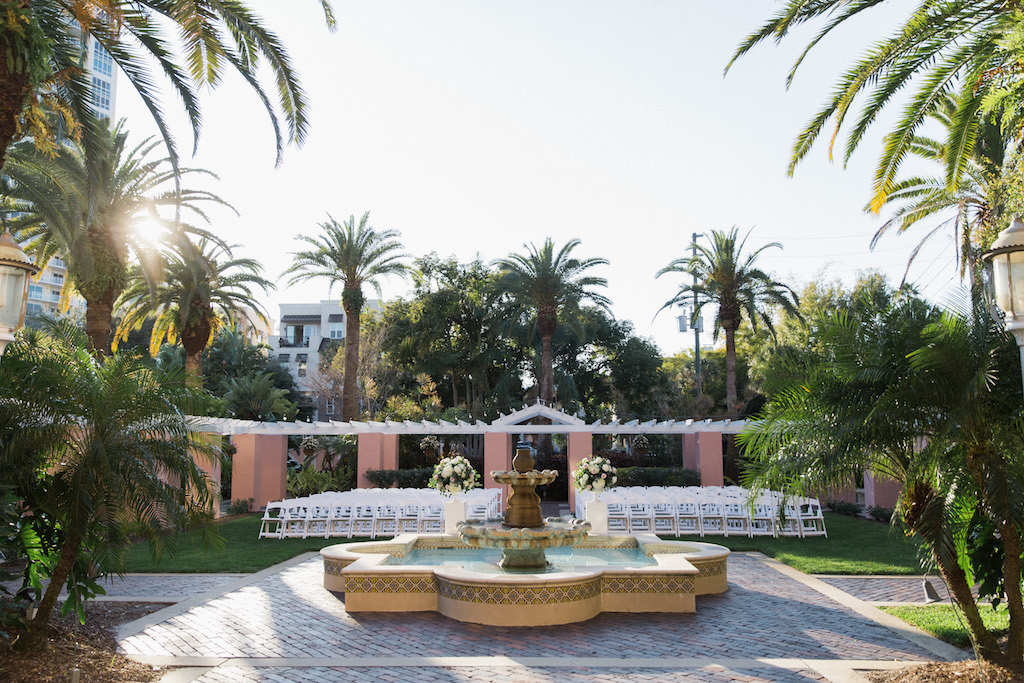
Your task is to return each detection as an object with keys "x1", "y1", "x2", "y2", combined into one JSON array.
[
  {"x1": 320, "y1": 447, "x2": 730, "y2": 626},
  {"x1": 456, "y1": 447, "x2": 590, "y2": 568}
]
